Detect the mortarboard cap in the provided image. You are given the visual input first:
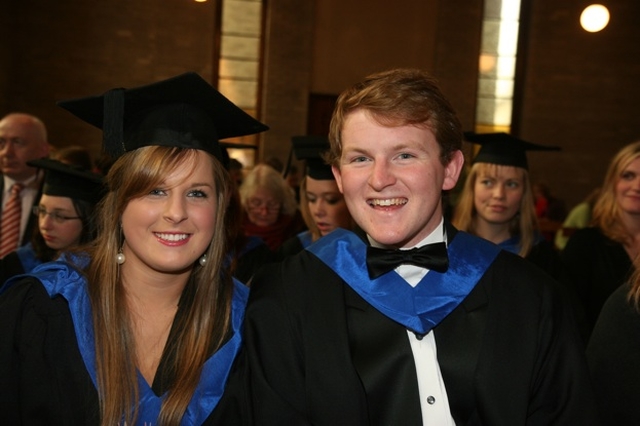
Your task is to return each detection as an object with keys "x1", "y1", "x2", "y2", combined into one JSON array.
[
  {"x1": 291, "y1": 135, "x2": 334, "y2": 180},
  {"x1": 464, "y1": 132, "x2": 560, "y2": 170},
  {"x1": 56, "y1": 72, "x2": 269, "y2": 162},
  {"x1": 27, "y1": 158, "x2": 105, "y2": 205}
]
